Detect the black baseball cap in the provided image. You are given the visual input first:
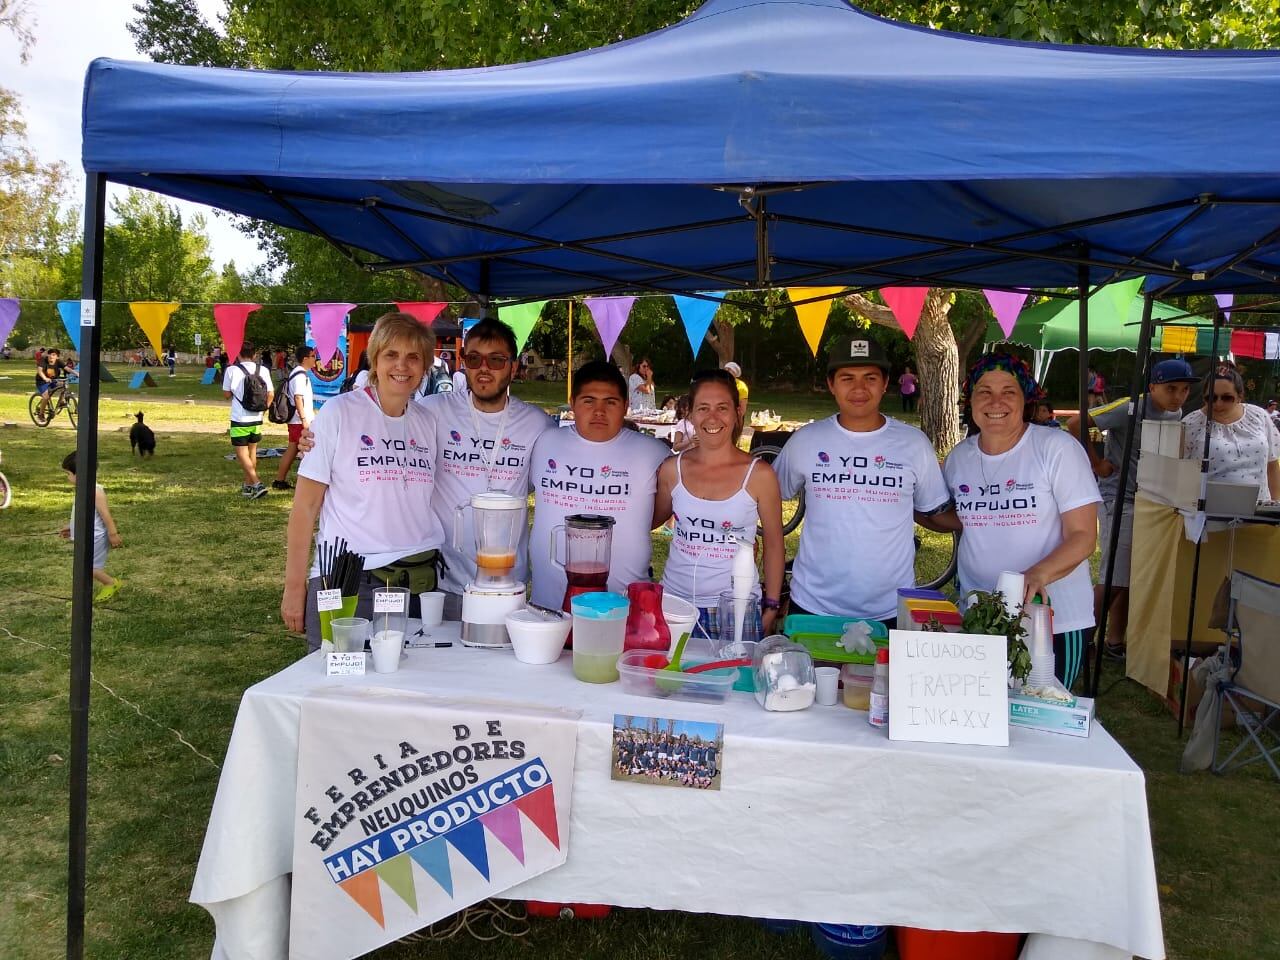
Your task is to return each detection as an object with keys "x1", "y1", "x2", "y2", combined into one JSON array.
[
  {"x1": 1150, "y1": 359, "x2": 1198, "y2": 384},
  {"x1": 826, "y1": 335, "x2": 892, "y2": 375}
]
